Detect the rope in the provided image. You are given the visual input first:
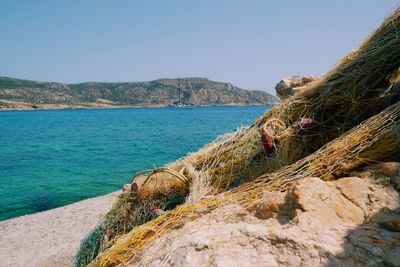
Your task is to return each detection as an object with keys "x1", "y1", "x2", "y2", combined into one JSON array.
[{"x1": 131, "y1": 167, "x2": 189, "y2": 187}]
